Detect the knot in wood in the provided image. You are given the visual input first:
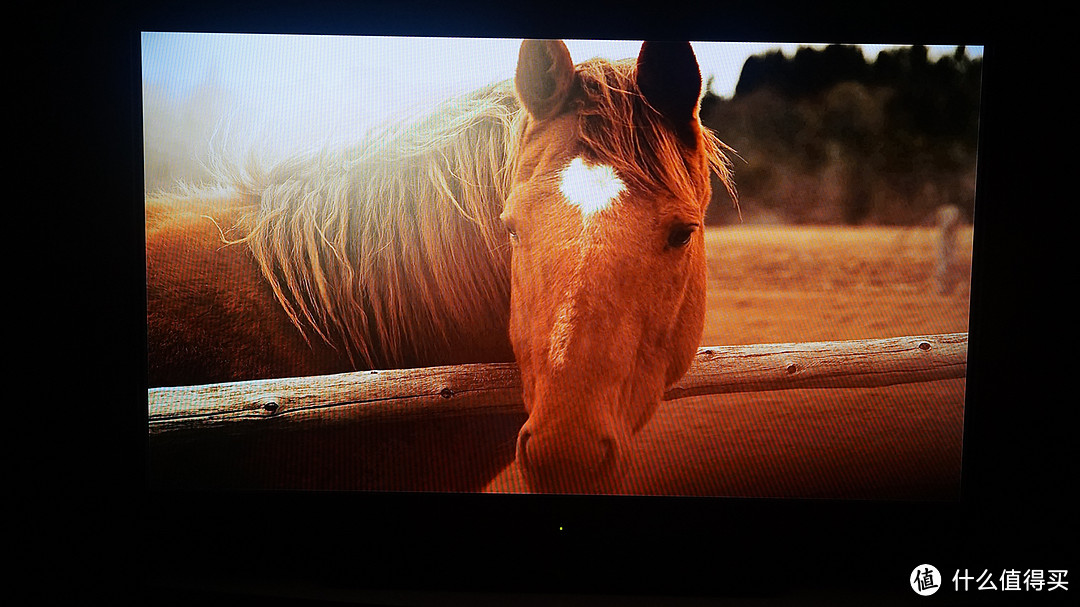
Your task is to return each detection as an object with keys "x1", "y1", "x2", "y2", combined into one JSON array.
[
  {"x1": 440, "y1": 388, "x2": 454, "y2": 399},
  {"x1": 918, "y1": 342, "x2": 932, "y2": 351},
  {"x1": 786, "y1": 363, "x2": 799, "y2": 374},
  {"x1": 262, "y1": 401, "x2": 279, "y2": 414}
]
